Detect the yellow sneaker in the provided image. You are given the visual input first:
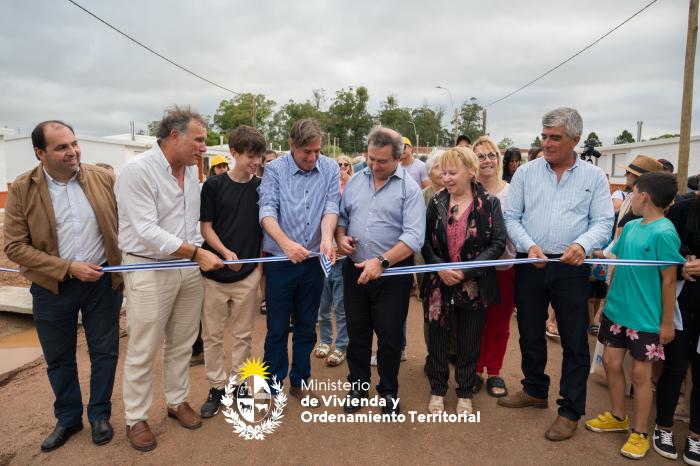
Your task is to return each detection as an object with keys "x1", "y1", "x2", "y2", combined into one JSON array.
[
  {"x1": 585, "y1": 411, "x2": 630, "y2": 433},
  {"x1": 621, "y1": 432, "x2": 650, "y2": 460}
]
